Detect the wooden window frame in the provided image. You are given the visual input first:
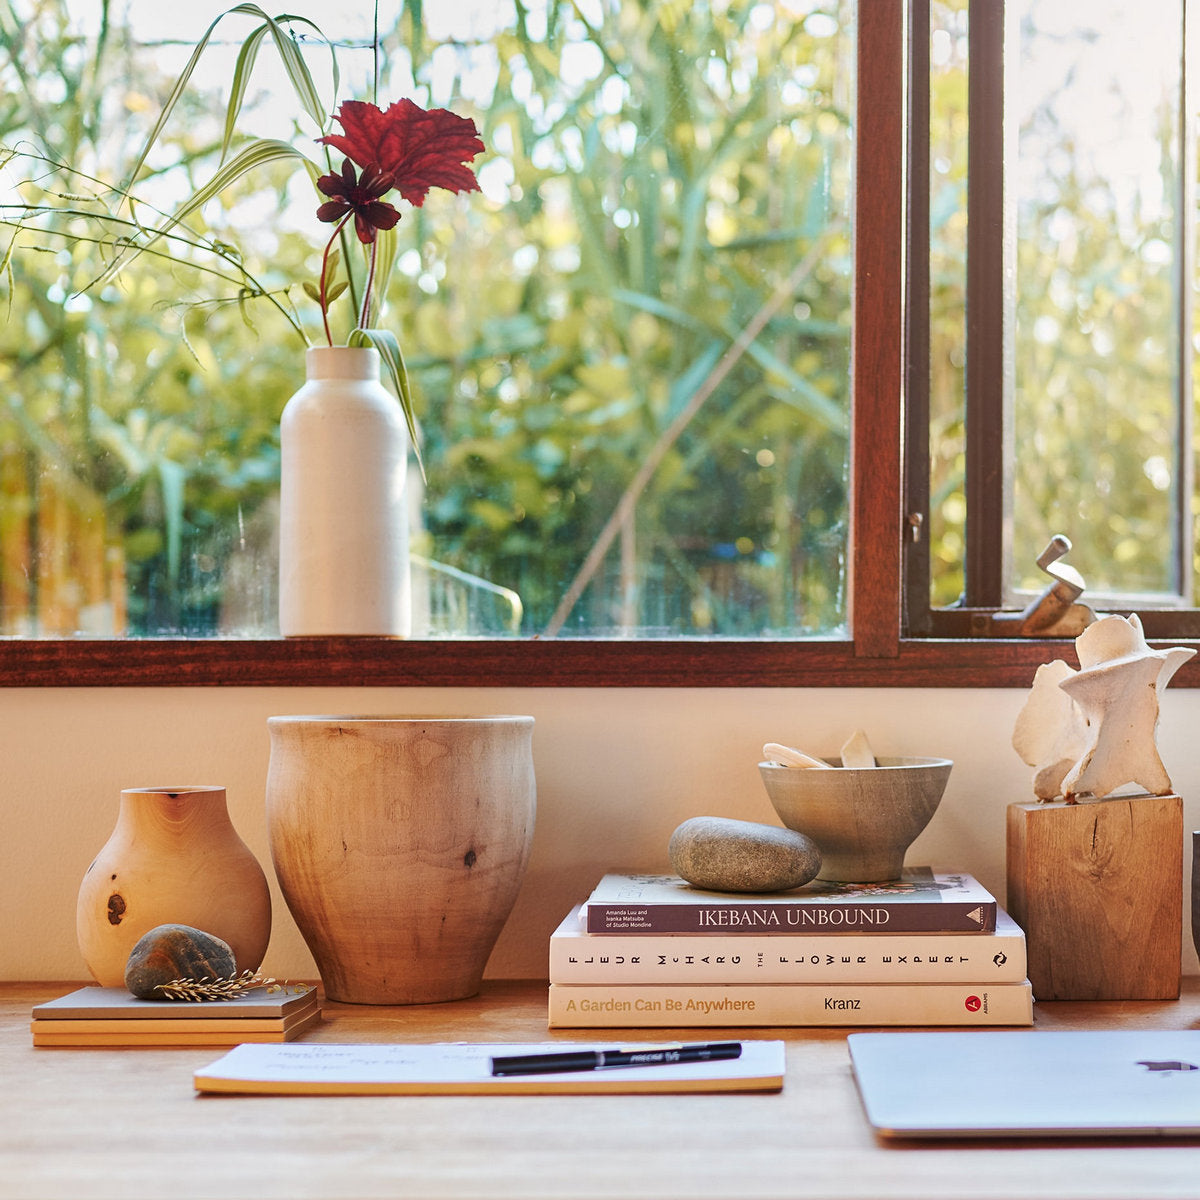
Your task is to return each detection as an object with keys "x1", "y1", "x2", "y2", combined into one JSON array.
[
  {"x1": 4, "y1": 2, "x2": 1194, "y2": 689},
  {"x1": 903, "y1": 0, "x2": 1200, "y2": 685}
]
